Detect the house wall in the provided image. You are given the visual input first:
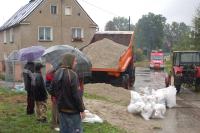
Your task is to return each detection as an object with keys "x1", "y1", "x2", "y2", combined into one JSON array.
[
  {"x1": 20, "y1": 0, "x2": 96, "y2": 48},
  {"x1": 0, "y1": 0, "x2": 97, "y2": 80}
]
